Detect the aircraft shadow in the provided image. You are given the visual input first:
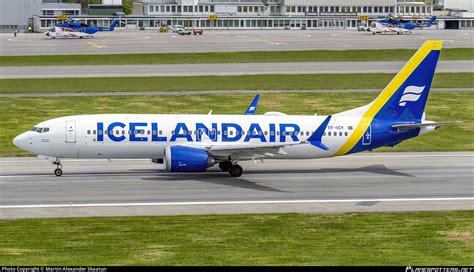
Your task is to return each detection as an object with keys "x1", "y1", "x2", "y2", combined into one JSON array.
[
  {"x1": 241, "y1": 164, "x2": 414, "y2": 178},
  {"x1": 141, "y1": 172, "x2": 288, "y2": 193}
]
